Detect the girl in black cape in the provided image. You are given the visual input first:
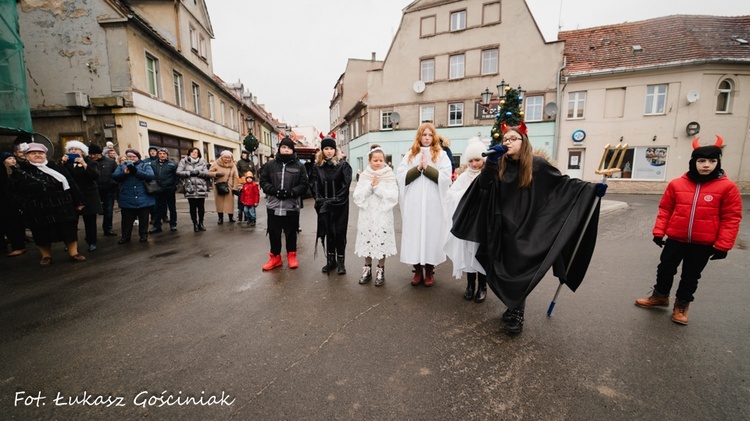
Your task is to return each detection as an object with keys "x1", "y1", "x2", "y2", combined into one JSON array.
[
  {"x1": 452, "y1": 125, "x2": 607, "y2": 335},
  {"x1": 310, "y1": 134, "x2": 353, "y2": 275}
]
